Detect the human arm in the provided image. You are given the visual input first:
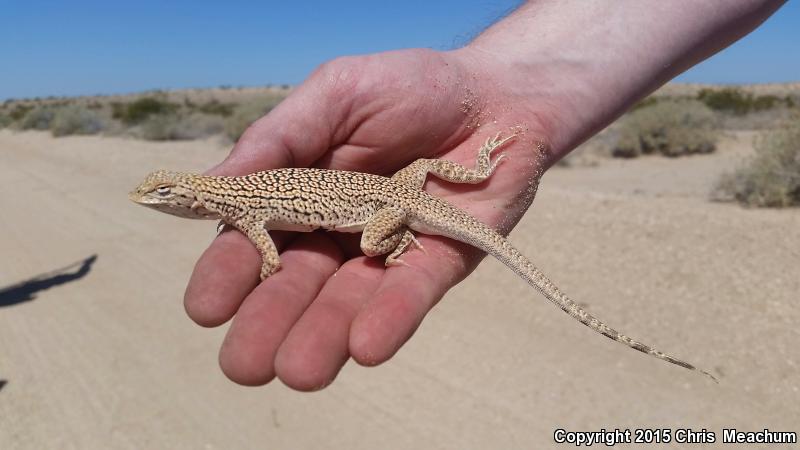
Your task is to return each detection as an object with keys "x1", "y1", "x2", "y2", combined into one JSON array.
[{"x1": 183, "y1": 0, "x2": 784, "y2": 390}]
